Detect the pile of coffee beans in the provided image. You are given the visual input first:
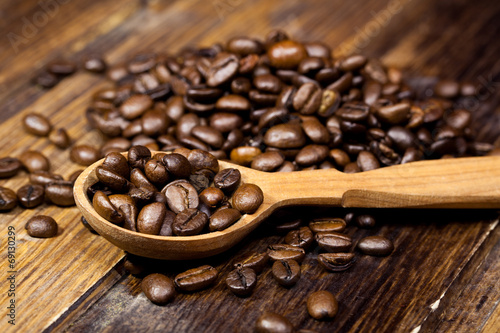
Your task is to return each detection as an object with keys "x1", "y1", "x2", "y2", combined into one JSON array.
[
  {"x1": 88, "y1": 146, "x2": 263, "y2": 235},
  {"x1": 81, "y1": 30, "x2": 495, "y2": 174}
]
